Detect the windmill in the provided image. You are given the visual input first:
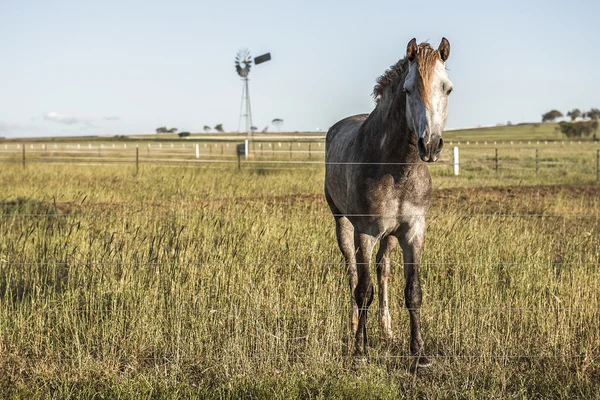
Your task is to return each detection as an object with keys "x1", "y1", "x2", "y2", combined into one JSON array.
[{"x1": 235, "y1": 49, "x2": 271, "y2": 139}]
